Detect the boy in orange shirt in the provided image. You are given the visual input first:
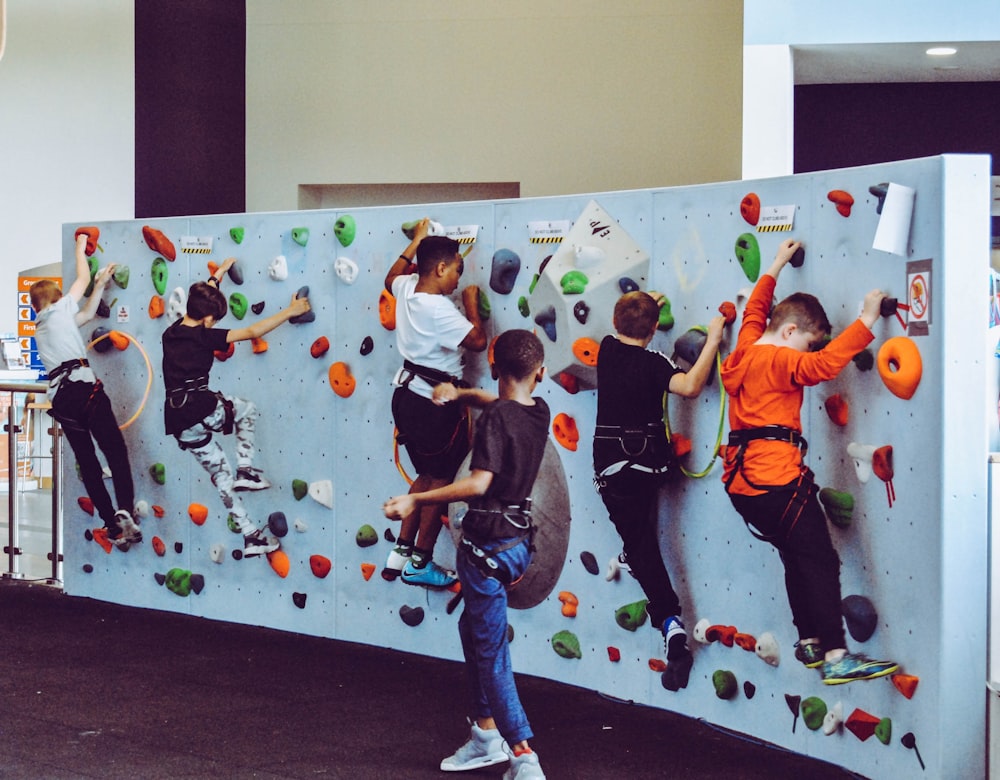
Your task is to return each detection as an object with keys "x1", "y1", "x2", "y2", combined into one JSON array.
[{"x1": 721, "y1": 238, "x2": 899, "y2": 685}]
